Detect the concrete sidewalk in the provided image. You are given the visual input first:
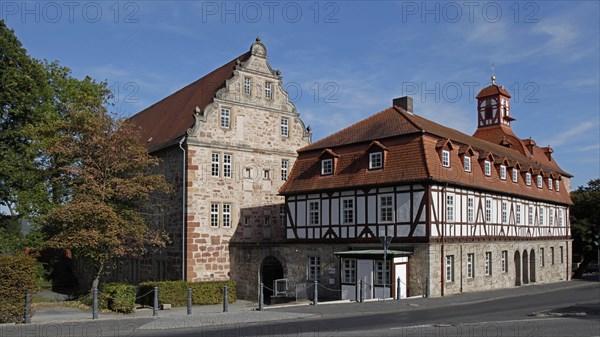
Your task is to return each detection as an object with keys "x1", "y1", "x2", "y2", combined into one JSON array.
[{"x1": 13, "y1": 278, "x2": 600, "y2": 330}]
